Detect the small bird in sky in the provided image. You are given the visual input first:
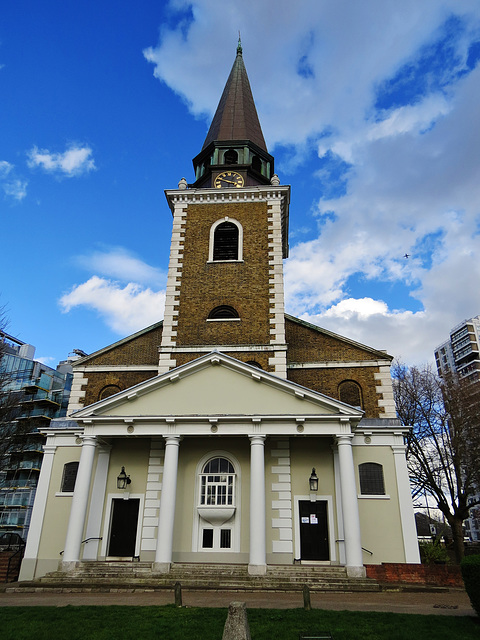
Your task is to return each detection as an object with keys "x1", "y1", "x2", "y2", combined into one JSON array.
[{"x1": 404, "y1": 253, "x2": 410, "y2": 259}]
